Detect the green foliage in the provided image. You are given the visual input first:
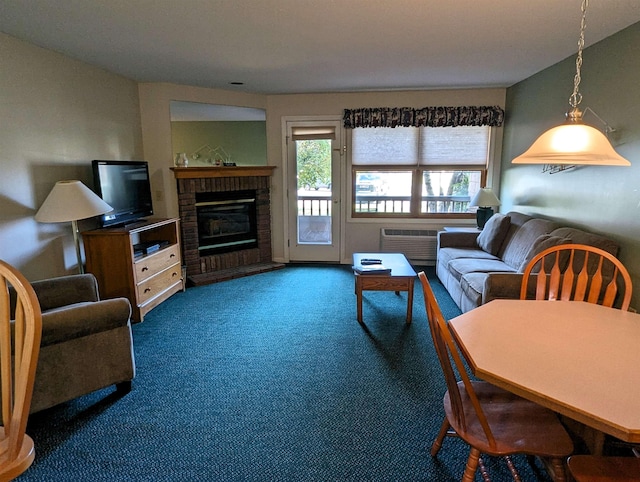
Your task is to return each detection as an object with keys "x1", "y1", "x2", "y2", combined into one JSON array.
[
  {"x1": 296, "y1": 140, "x2": 331, "y2": 189},
  {"x1": 449, "y1": 172, "x2": 469, "y2": 195}
]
